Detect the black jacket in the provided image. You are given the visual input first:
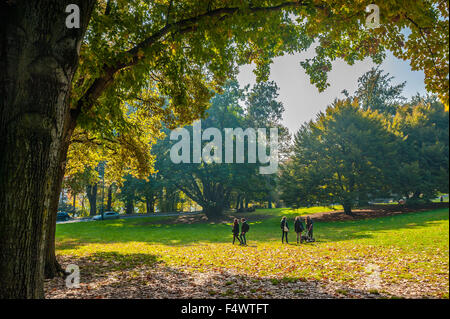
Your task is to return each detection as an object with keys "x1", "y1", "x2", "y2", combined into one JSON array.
[
  {"x1": 241, "y1": 222, "x2": 249, "y2": 233},
  {"x1": 232, "y1": 223, "x2": 240, "y2": 234},
  {"x1": 294, "y1": 219, "x2": 305, "y2": 233},
  {"x1": 280, "y1": 219, "x2": 289, "y2": 231}
]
